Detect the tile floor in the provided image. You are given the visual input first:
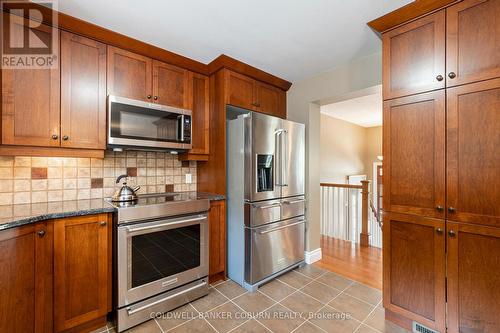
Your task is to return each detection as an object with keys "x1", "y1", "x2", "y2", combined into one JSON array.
[{"x1": 95, "y1": 265, "x2": 410, "y2": 333}]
